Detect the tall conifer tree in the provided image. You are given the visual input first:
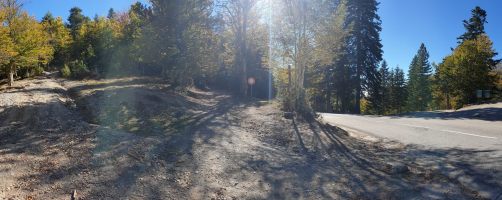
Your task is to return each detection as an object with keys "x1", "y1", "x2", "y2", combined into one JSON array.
[
  {"x1": 458, "y1": 6, "x2": 487, "y2": 42},
  {"x1": 407, "y1": 43, "x2": 432, "y2": 111},
  {"x1": 345, "y1": 0, "x2": 383, "y2": 114}
]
